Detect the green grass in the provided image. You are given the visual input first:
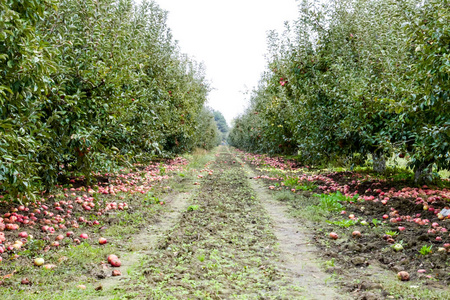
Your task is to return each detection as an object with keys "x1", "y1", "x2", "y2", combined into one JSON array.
[
  {"x1": 0, "y1": 242, "x2": 115, "y2": 300},
  {"x1": 273, "y1": 191, "x2": 329, "y2": 223},
  {"x1": 184, "y1": 148, "x2": 216, "y2": 170},
  {"x1": 378, "y1": 275, "x2": 450, "y2": 300},
  {"x1": 273, "y1": 190, "x2": 296, "y2": 202}
]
